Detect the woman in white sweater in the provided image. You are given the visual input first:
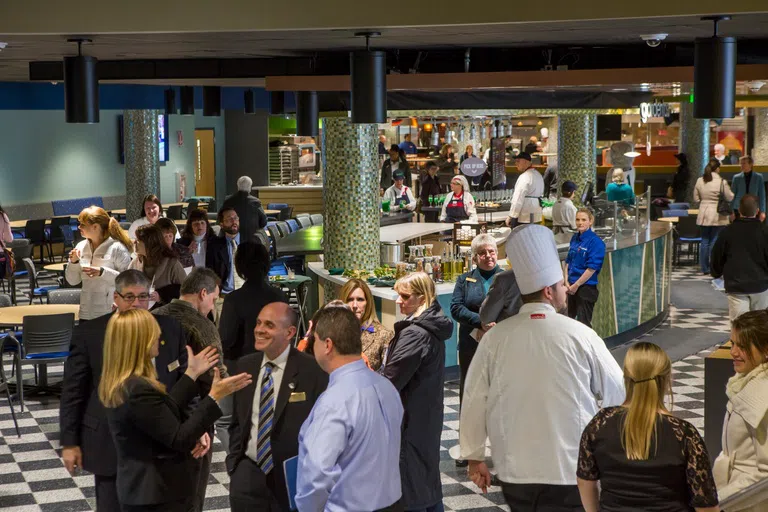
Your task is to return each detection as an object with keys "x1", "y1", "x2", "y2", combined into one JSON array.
[
  {"x1": 694, "y1": 158, "x2": 734, "y2": 275},
  {"x1": 713, "y1": 310, "x2": 768, "y2": 512},
  {"x1": 65, "y1": 207, "x2": 133, "y2": 320}
]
